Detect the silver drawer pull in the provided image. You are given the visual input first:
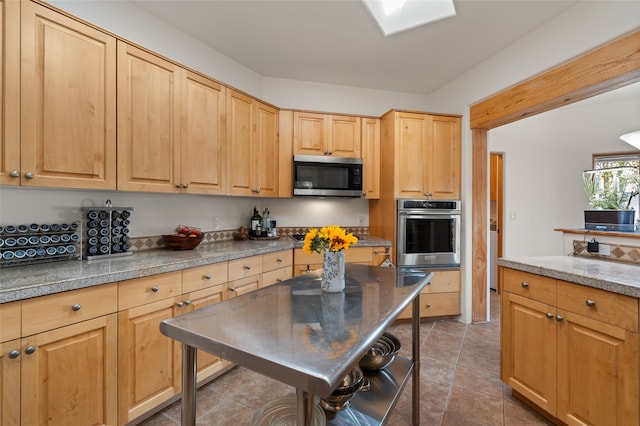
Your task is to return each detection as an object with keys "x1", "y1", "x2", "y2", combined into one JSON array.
[
  {"x1": 204, "y1": 274, "x2": 212, "y2": 280},
  {"x1": 555, "y1": 315, "x2": 564, "y2": 322},
  {"x1": 25, "y1": 346, "x2": 36, "y2": 355},
  {"x1": 184, "y1": 300, "x2": 191, "y2": 306},
  {"x1": 8, "y1": 350, "x2": 20, "y2": 359},
  {"x1": 585, "y1": 299, "x2": 596, "y2": 307},
  {"x1": 521, "y1": 281, "x2": 529, "y2": 288},
  {"x1": 244, "y1": 265, "x2": 251, "y2": 270},
  {"x1": 71, "y1": 303, "x2": 81, "y2": 312},
  {"x1": 276, "y1": 278, "x2": 283, "y2": 282},
  {"x1": 426, "y1": 303, "x2": 431, "y2": 308},
  {"x1": 229, "y1": 287, "x2": 237, "y2": 292},
  {"x1": 10, "y1": 170, "x2": 19, "y2": 178},
  {"x1": 546, "y1": 312, "x2": 554, "y2": 319},
  {"x1": 177, "y1": 301, "x2": 184, "y2": 308},
  {"x1": 24, "y1": 172, "x2": 35, "y2": 179},
  {"x1": 151, "y1": 286, "x2": 159, "y2": 292},
  {"x1": 277, "y1": 258, "x2": 283, "y2": 263}
]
